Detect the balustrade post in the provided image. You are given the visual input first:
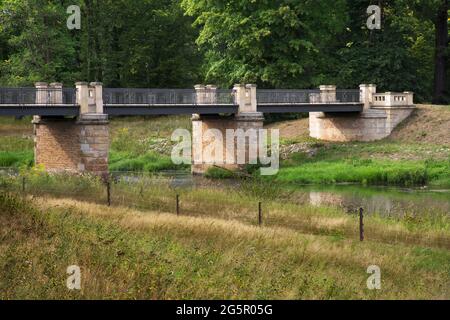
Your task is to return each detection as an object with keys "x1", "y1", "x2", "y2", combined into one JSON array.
[
  {"x1": 319, "y1": 85, "x2": 336, "y2": 104},
  {"x1": 34, "y1": 82, "x2": 49, "y2": 105},
  {"x1": 360, "y1": 84, "x2": 377, "y2": 111},
  {"x1": 76, "y1": 82, "x2": 89, "y2": 114},
  {"x1": 49, "y1": 82, "x2": 63, "y2": 105},
  {"x1": 90, "y1": 82, "x2": 104, "y2": 114},
  {"x1": 233, "y1": 84, "x2": 258, "y2": 114}
]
